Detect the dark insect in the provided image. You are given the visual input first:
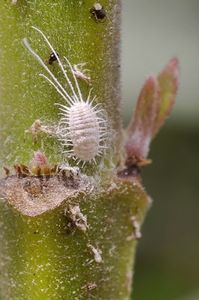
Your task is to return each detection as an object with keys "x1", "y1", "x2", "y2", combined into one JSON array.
[
  {"x1": 48, "y1": 51, "x2": 59, "y2": 65},
  {"x1": 117, "y1": 164, "x2": 141, "y2": 179},
  {"x1": 90, "y1": 3, "x2": 106, "y2": 22}
]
